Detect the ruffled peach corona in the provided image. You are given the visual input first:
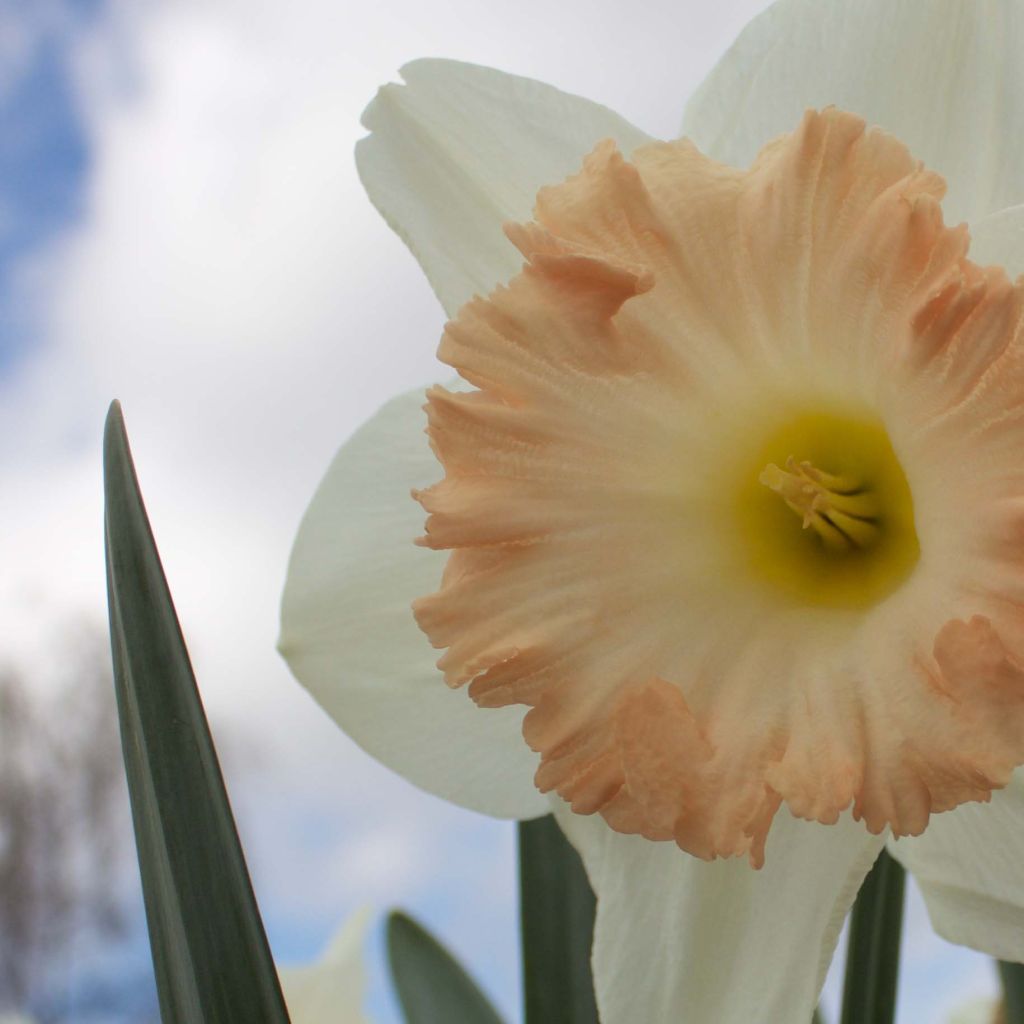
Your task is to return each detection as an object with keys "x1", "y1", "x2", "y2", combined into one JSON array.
[{"x1": 411, "y1": 108, "x2": 1024, "y2": 867}]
